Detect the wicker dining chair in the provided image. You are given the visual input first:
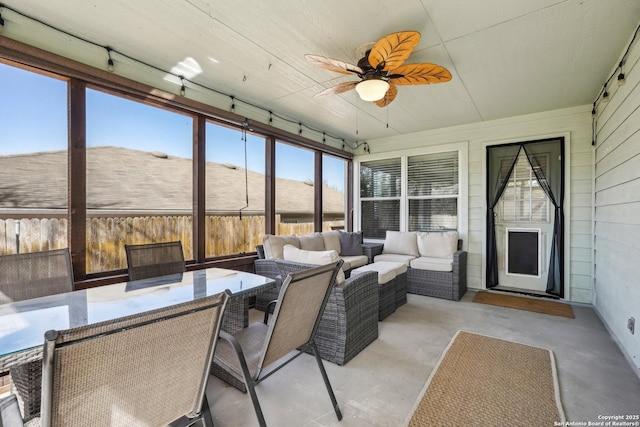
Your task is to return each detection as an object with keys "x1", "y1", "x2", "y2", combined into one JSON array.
[
  {"x1": 0, "y1": 248, "x2": 74, "y2": 305},
  {"x1": 0, "y1": 248, "x2": 74, "y2": 422},
  {"x1": 124, "y1": 241, "x2": 185, "y2": 281},
  {"x1": 0, "y1": 291, "x2": 230, "y2": 427},
  {"x1": 214, "y1": 261, "x2": 344, "y2": 427}
]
